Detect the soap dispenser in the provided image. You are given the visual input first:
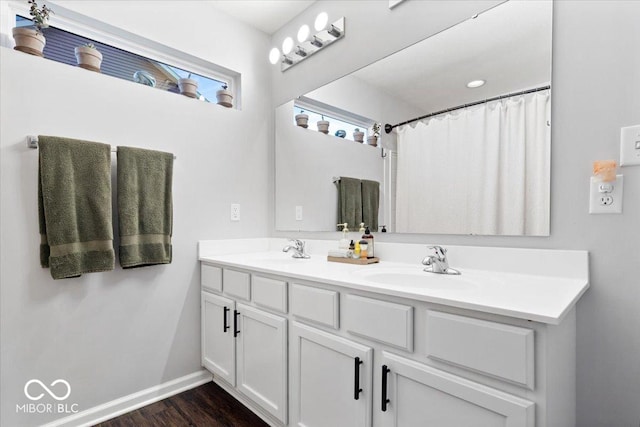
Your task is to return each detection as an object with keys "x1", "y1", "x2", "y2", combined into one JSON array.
[
  {"x1": 359, "y1": 222, "x2": 366, "y2": 234},
  {"x1": 362, "y1": 226, "x2": 374, "y2": 258},
  {"x1": 337, "y1": 223, "x2": 350, "y2": 249}
]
